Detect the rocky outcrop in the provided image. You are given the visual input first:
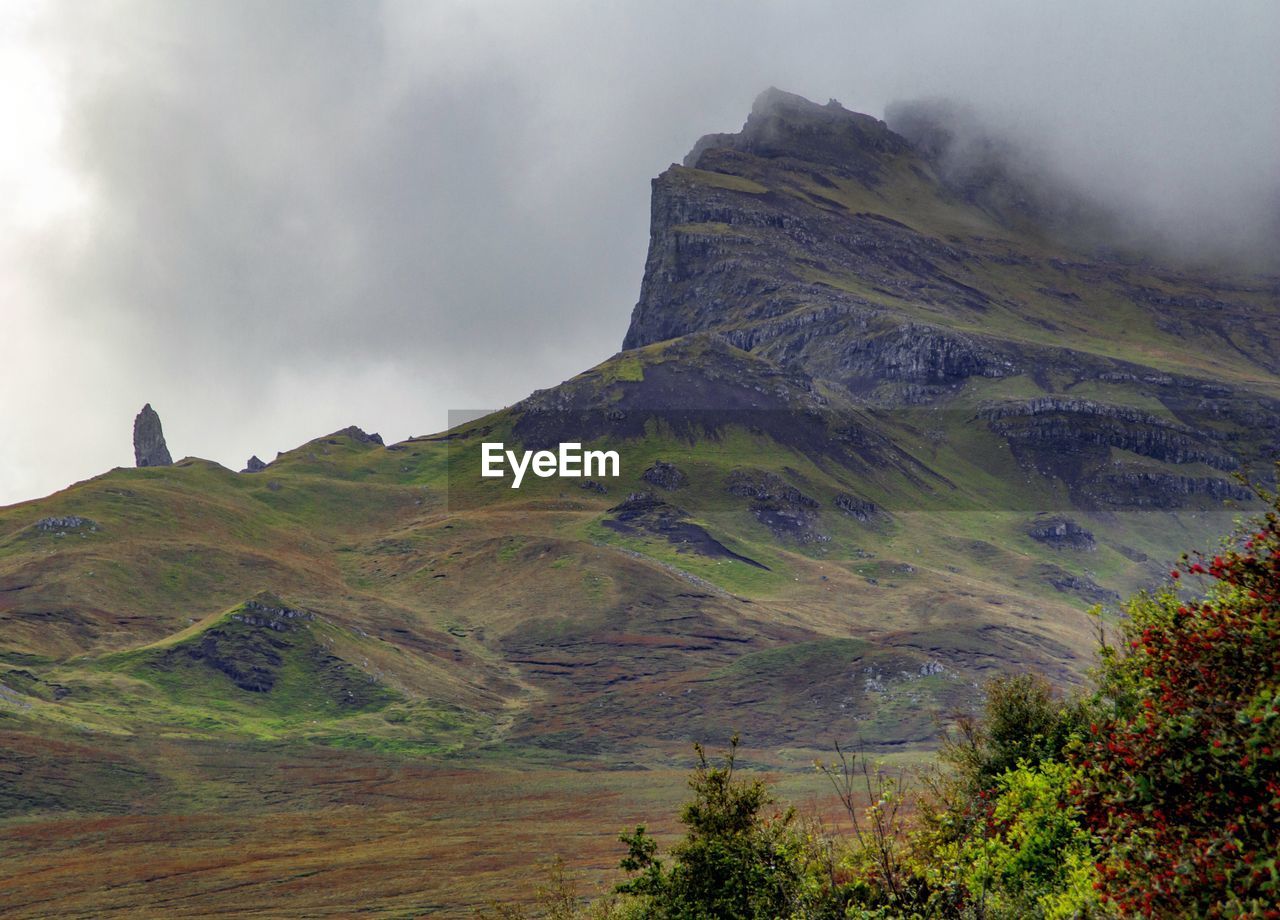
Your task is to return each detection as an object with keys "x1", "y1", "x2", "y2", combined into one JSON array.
[
  {"x1": 840, "y1": 324, "x2": 1015, "y2": 388},
  {"x1": 725, "y1": 469, "x2": 827, "y2": 544},
  {"x1": 725, "y1": 469, "x2": 816, "y2": 506},
  {"x1": 36, "y1": 515, "x2": 98, "y2": 534},
  {"x1": 642, "y1": 460, "x2": 689, "y2": 490},
  {"x1": 232, "y1": 598, "x2": 315, "y2": 630},
  {"x1": 133, "y1": 404, "x2": 172, "y2": 467},
  {"x1": 334, "y1": 426, "x2": 384, "y2": 446},
  {"x1": 605, "y1": 88, "x2": 1277, "y2": 516},
  {"x1": 604, "y1": 492, "x2": 767, "y2": 567},
  {"x1": 621, "y1": 161, "x2": 994, "y2": 354},
  {"x1": 622, "y1": 92, "x2": 1004, "y2": 355},
  {"x1": 1027, "y1": 517, "x2": 1095, "y2": 551},
  {"x1": 684, "y1": 88, "x2": 911, "y2": 177},
  {"x1": 511, "y1": 338, "x2": 907, "y2": 469},
  {"x1": 982, "y1": 399, "x2": 1237, "y2": 470},
  {"x1": 1038, "y1": 564, "x2": 1119, "y2": 604},
  {"x1": 833, "y1": 493, "x2": 882, "y2": 523},
  {"x1": 1089, "y1": 470, "x2": 1254, "y2": 509},
  {"x1": 175, "y1": 600, "x2": 315, "y2": 693}
]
